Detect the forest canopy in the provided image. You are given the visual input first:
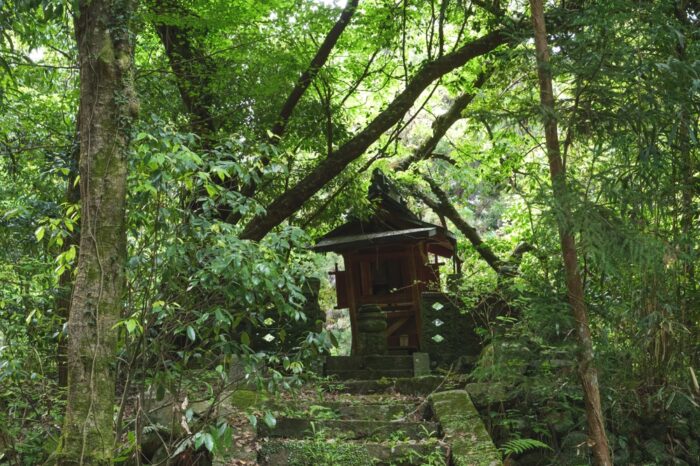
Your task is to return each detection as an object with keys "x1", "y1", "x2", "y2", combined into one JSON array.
[{"x1": 0, "y1": 0, "x2": 698, "y2": 465}]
